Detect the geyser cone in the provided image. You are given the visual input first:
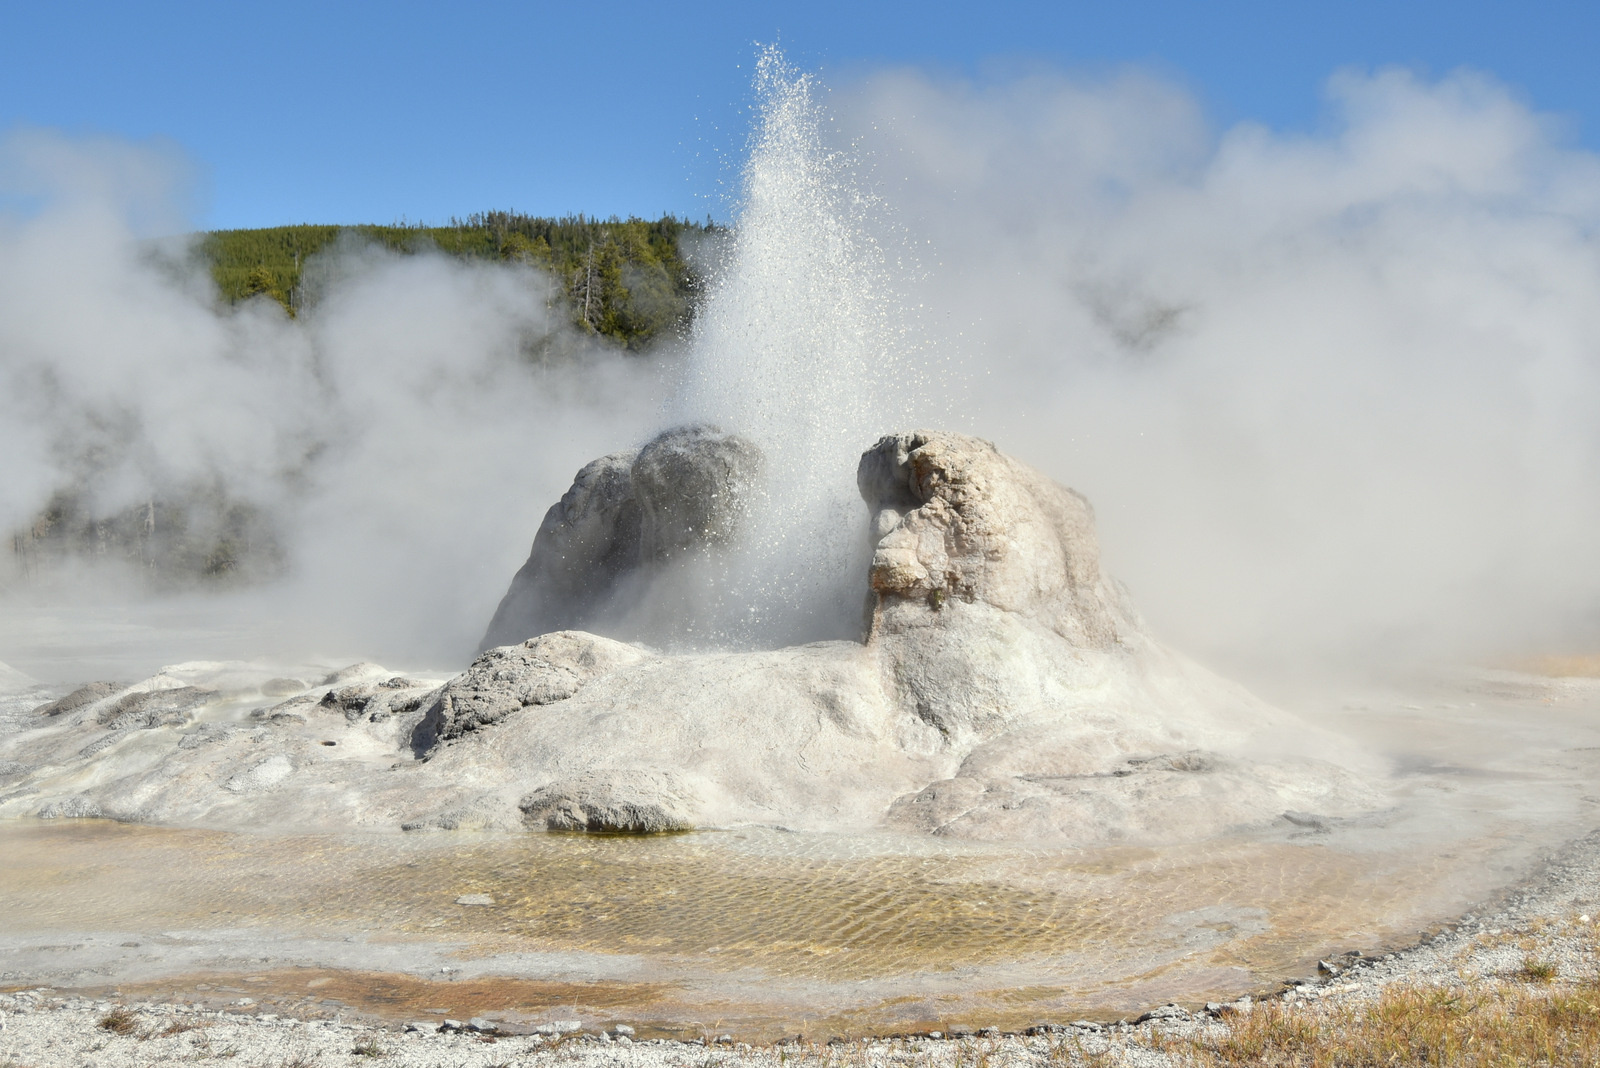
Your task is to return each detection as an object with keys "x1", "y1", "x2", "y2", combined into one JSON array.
[{"x1": 4, "y1": 430, "x2": 1377, "y2": 843}]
